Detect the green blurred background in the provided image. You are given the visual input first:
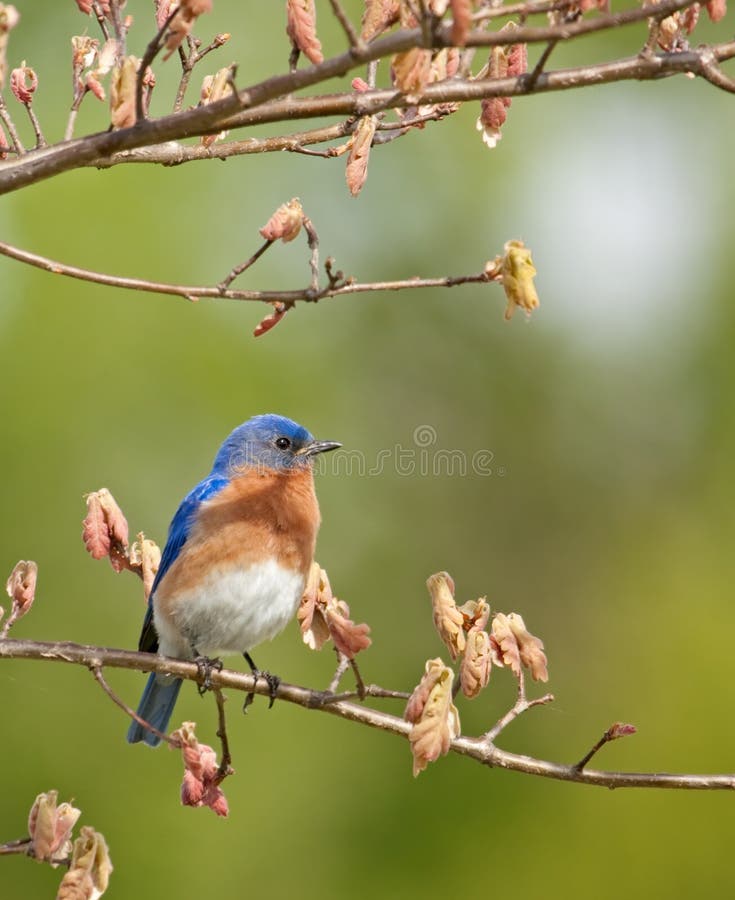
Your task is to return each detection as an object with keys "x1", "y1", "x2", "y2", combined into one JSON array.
[{"x1": 2, "y1": 2, "x2": 735, "y2": 898}]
